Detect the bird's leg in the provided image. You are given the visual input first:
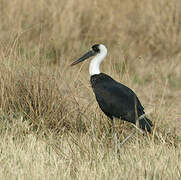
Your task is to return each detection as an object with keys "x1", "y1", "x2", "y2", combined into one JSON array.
[
  {"x1": 120, "y1": 129, "x2": 136, "y2": 147},
  {"x1": 119, "y1": 121, "x2": 144, "y2": 147},
  {"x1": 112, "y1": 118, "x2": 118, "y2": 154}
]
